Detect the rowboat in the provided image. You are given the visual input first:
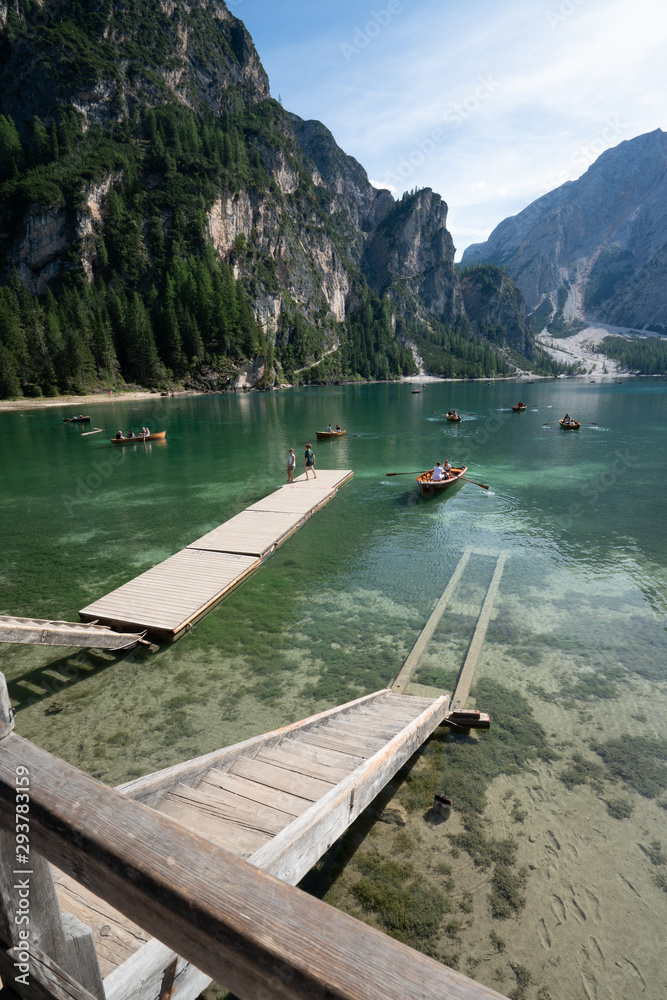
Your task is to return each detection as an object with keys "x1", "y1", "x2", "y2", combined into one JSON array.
[
  {"x1": 446, "y1": 413, "x2": 461, "y2": 422},
  {"x1": 416, "y1": 465, "x2": 467, "y2": 498},
  {"x1": 443, "y1": 708, "x2": 490, "y2": 729},
  {"x1": 63, "y1": 415, "x2": 91, "y2": 423},
  {"x1": 316, "y1": 429, "x2": 346, "y2": 439},
  {"x1": 512, "y1": 403, "x2": 527, "y2": 411},
  {"x1": 110, "y1": 430, "x2": 167, "y2": 445},
  {"x1": 559, "y1": 418, "x2": 580, "y2": 430},
  {"x1": 411, "y1": 389, "x2": 421, "y2": 394}
]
